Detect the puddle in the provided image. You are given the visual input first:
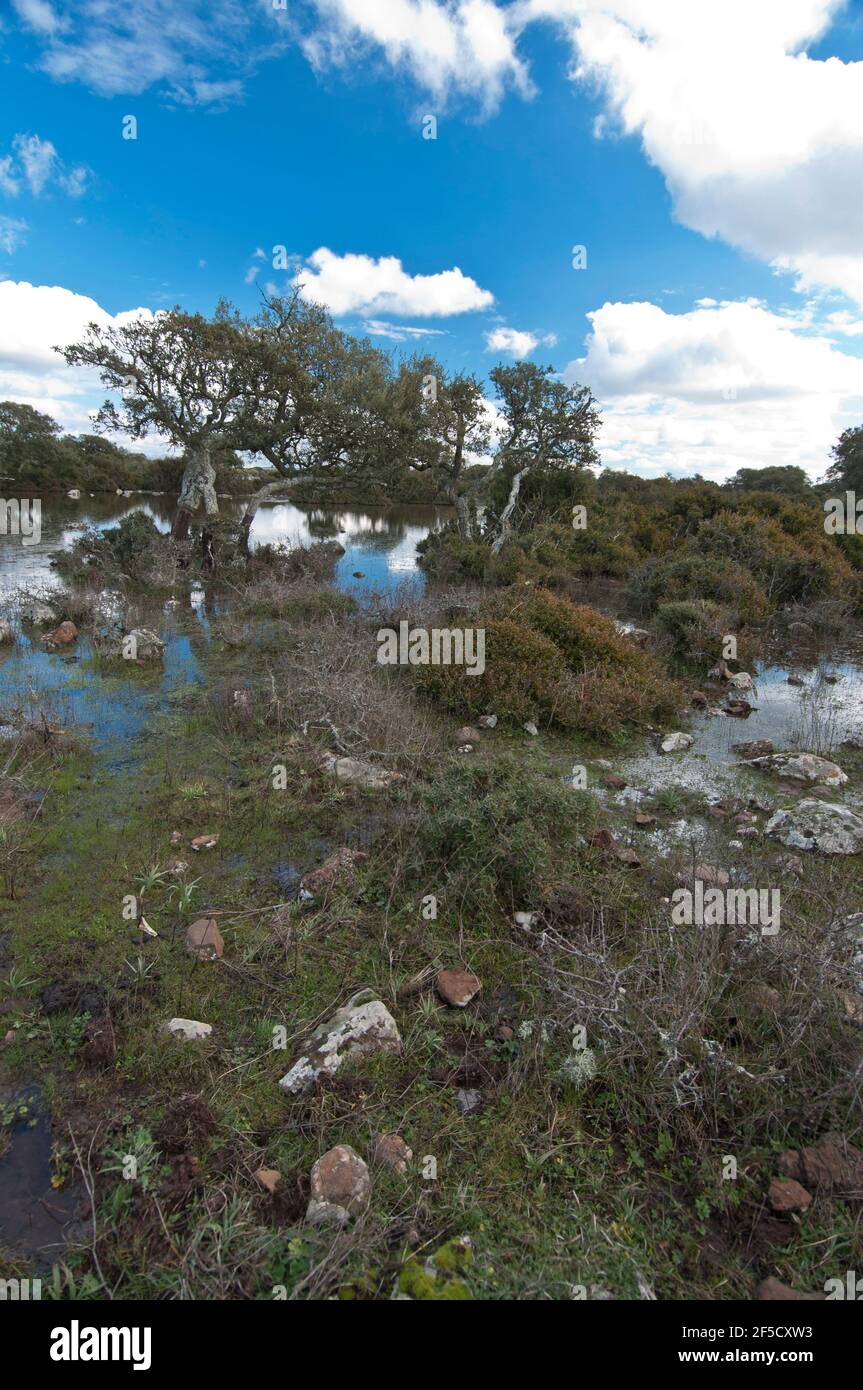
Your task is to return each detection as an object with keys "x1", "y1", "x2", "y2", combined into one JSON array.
[{"x1": 0, "y1": 1083, "x2": 85, "y2": 1265}]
